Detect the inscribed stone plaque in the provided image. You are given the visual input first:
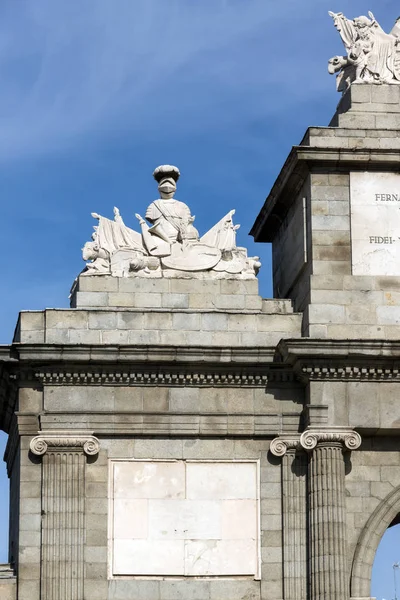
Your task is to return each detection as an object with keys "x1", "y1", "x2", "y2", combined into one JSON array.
[
  {"x1": 350, "y1": 172, "x2": 400, "y2": 275},
  {"x1": 111, "y1": 460, "x2": 259, "y2": 577}
]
